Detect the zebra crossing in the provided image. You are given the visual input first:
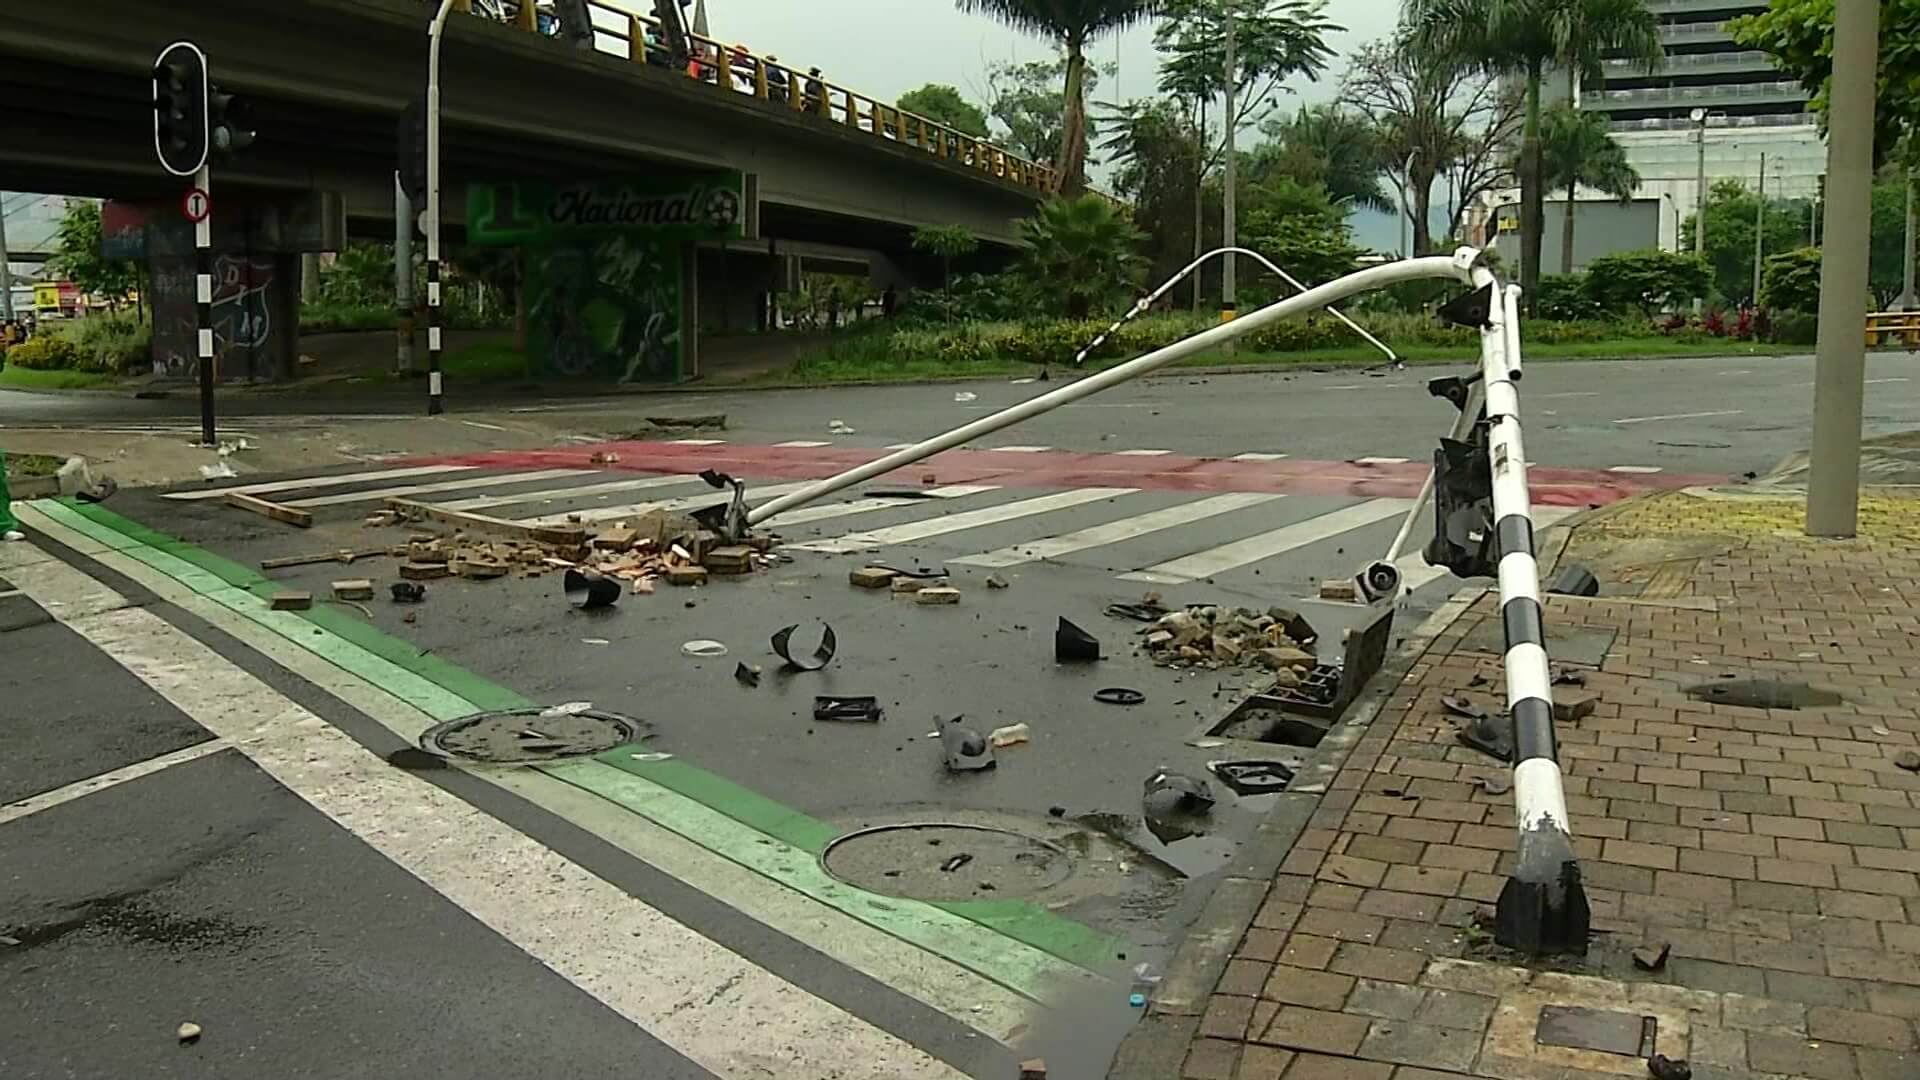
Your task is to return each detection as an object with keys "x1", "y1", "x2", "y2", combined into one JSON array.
[{"x1": 162, "y1": 458, "x2": 1563, "y2": 592}]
